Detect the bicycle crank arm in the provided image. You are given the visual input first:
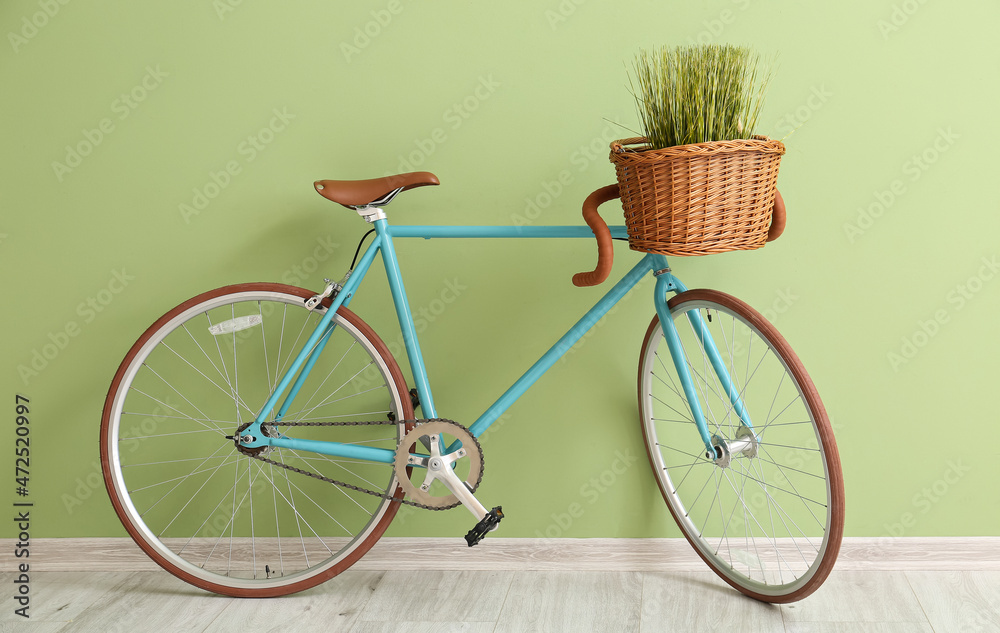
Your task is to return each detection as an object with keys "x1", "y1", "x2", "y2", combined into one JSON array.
[{"x1": 427, "y1": 454, "x2": 490, "y2": 521}]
